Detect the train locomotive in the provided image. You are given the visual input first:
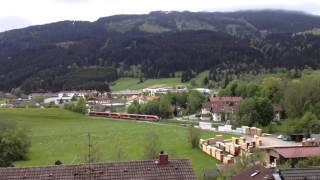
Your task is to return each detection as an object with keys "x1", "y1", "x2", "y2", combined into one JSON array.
[{"x1": 89, "y1": 111, "x2": 160, "y2": 122}]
